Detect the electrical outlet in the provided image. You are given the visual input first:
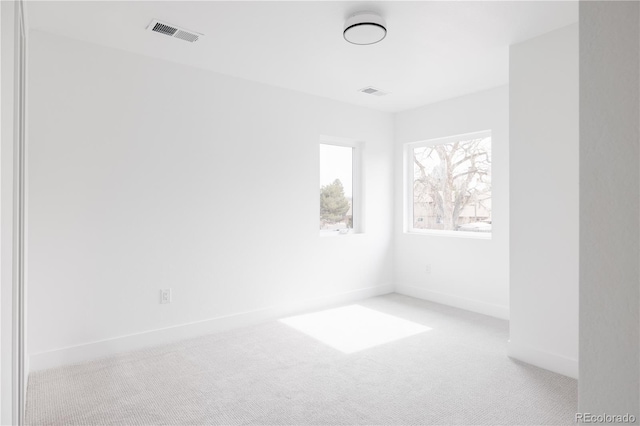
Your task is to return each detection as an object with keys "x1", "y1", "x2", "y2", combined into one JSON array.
[
  {"x1": 425, "y1": 264, "x2": 431, "y2": 275},
  {"x1": 160, "y1": 289, "x2": 172, "y2": 304}
]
